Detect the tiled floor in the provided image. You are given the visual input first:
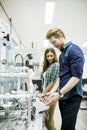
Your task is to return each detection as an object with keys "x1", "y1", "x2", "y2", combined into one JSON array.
[{"x1": 44, "y1": 102, "x2": 87, "y2": 130}]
